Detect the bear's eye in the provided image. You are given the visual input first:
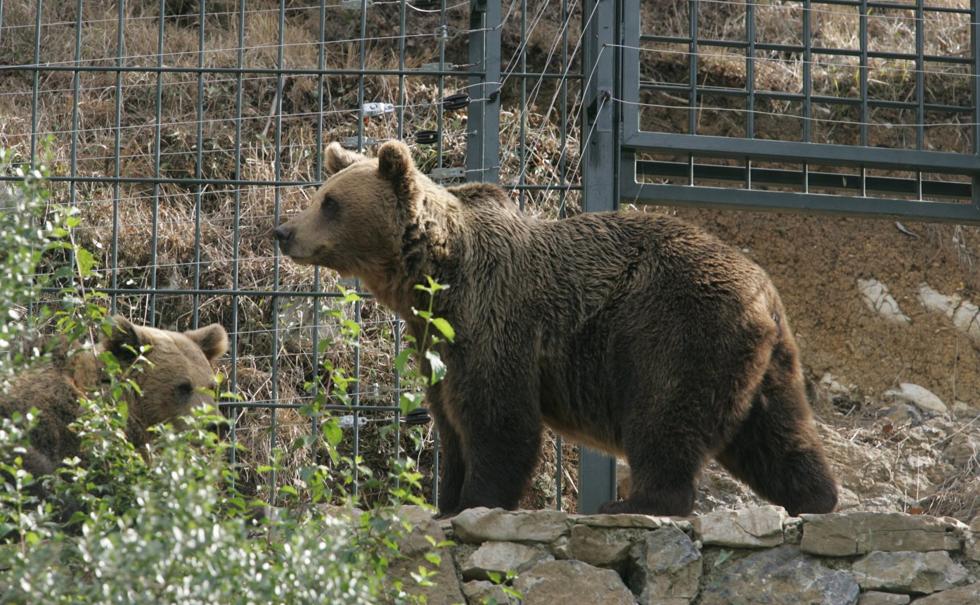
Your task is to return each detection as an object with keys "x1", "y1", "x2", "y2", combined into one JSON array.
[{"x1": 321, "y1": 195, "x2": 339, "y2": 220}]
